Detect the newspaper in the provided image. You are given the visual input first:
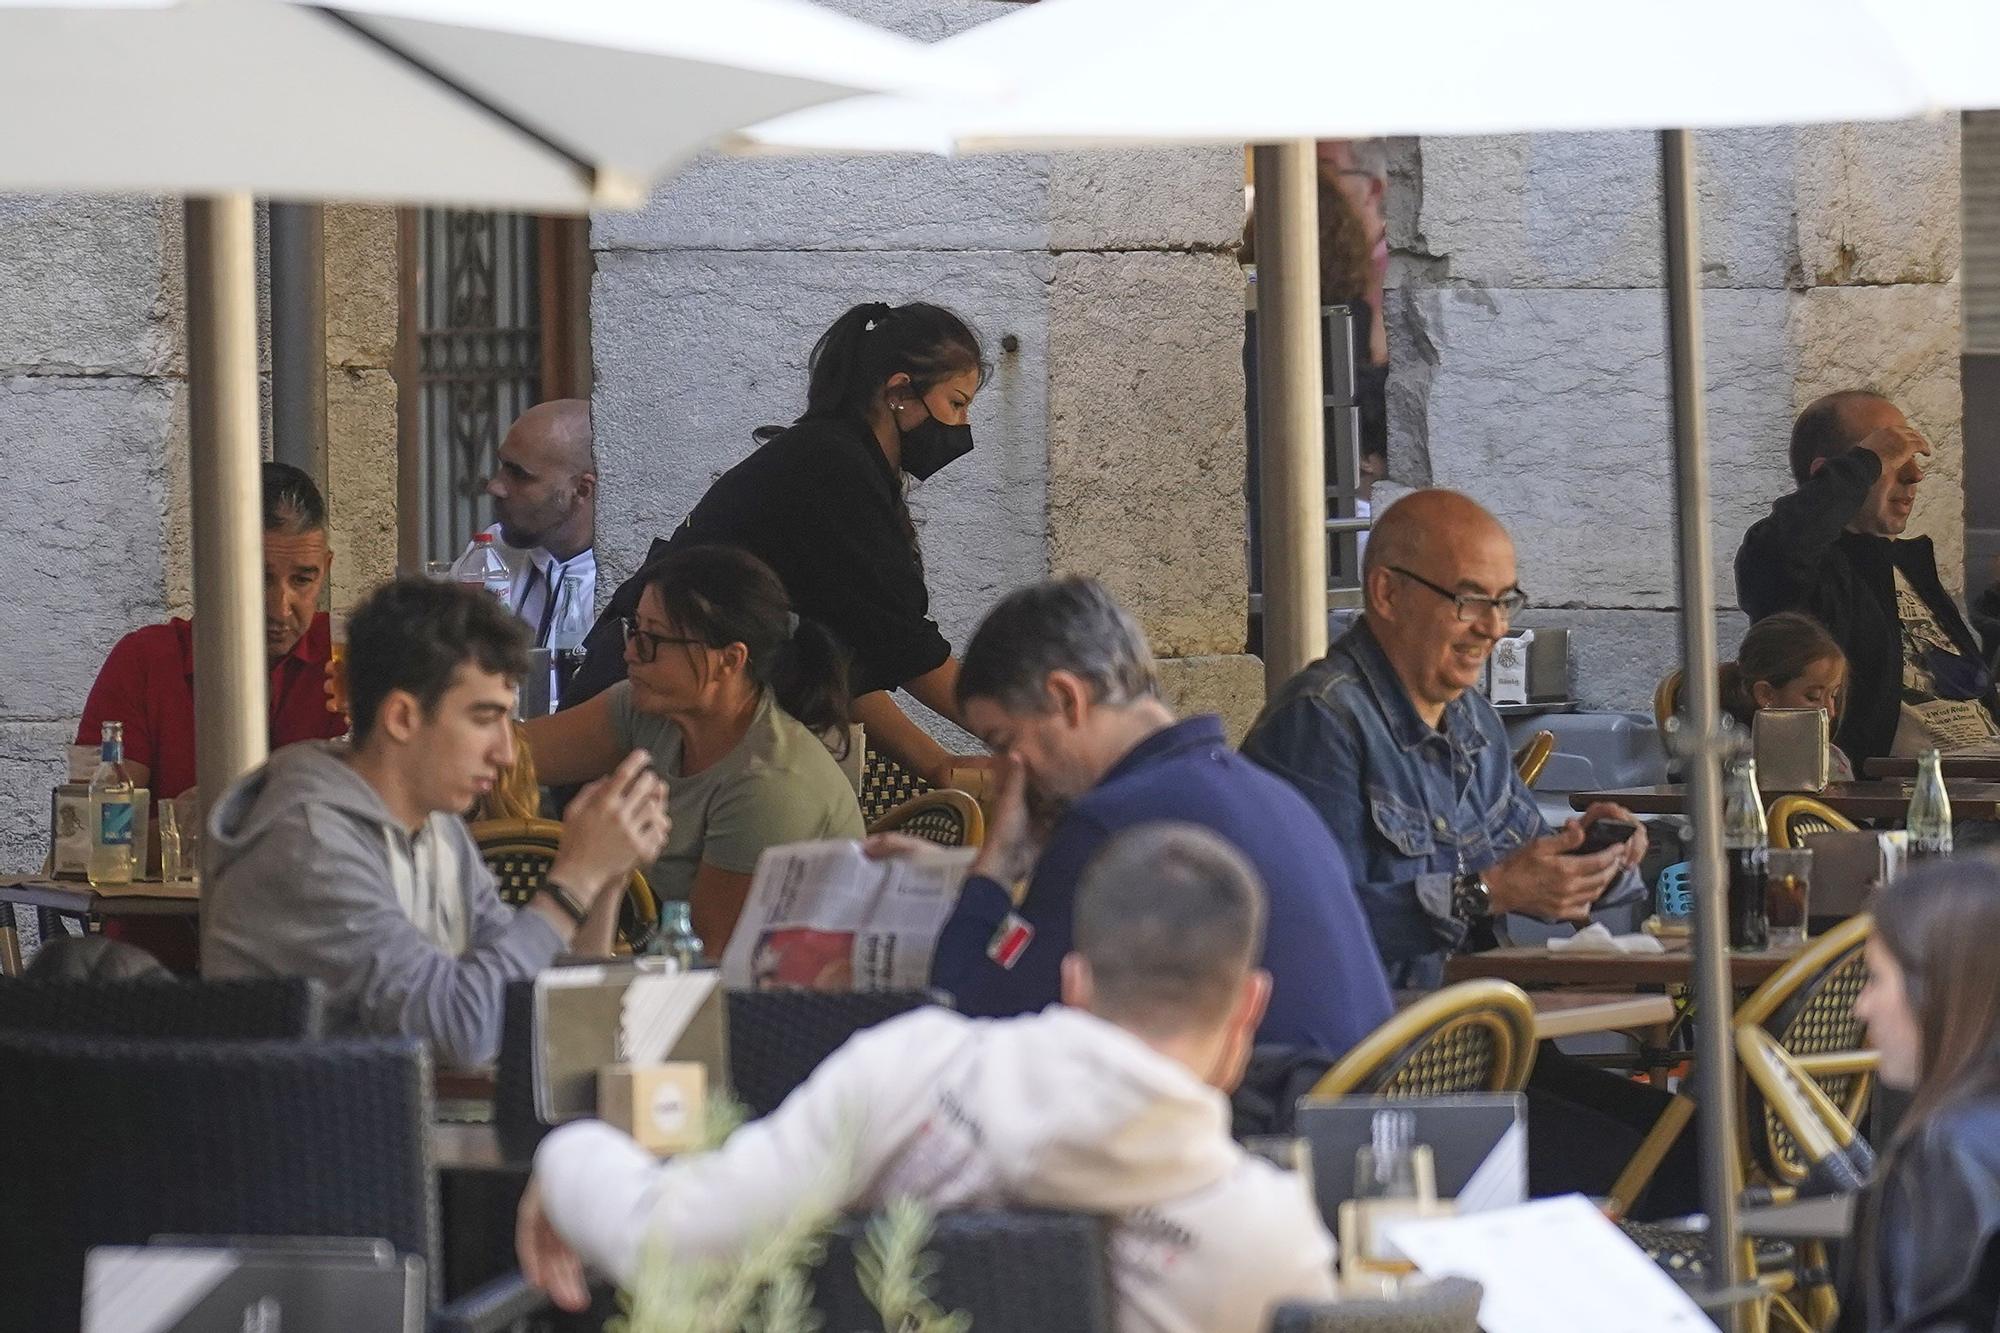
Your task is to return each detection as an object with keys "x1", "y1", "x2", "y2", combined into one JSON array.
[{"x1": 720, "y1": 839, "x2": 975, "y2": 992}]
